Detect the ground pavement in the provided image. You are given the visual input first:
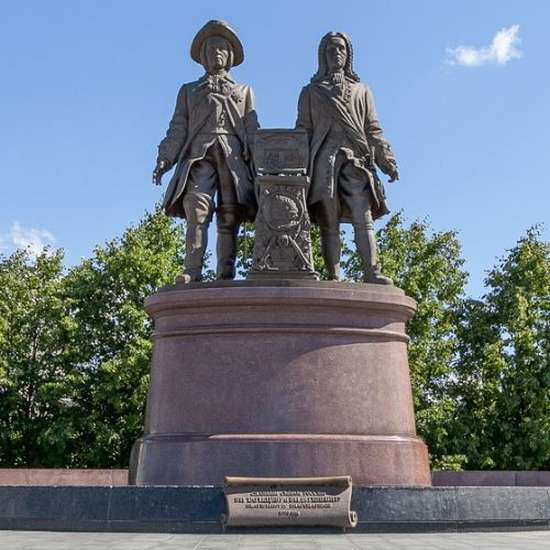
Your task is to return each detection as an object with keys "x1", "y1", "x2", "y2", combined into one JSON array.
[{"x1": 0, "y1": 530, "x2": 549, "y2": 549}]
